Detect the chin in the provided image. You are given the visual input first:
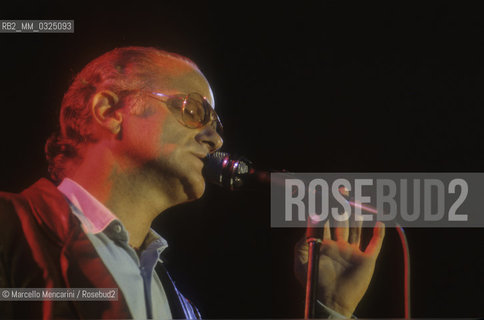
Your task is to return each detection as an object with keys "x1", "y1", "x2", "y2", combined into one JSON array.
[
  {"x1": 181, "y1": 173, "x2": 206, "y2": 201},
  {"x1": 190, "y1": 180, "x2": 206, "y2": 200}
]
